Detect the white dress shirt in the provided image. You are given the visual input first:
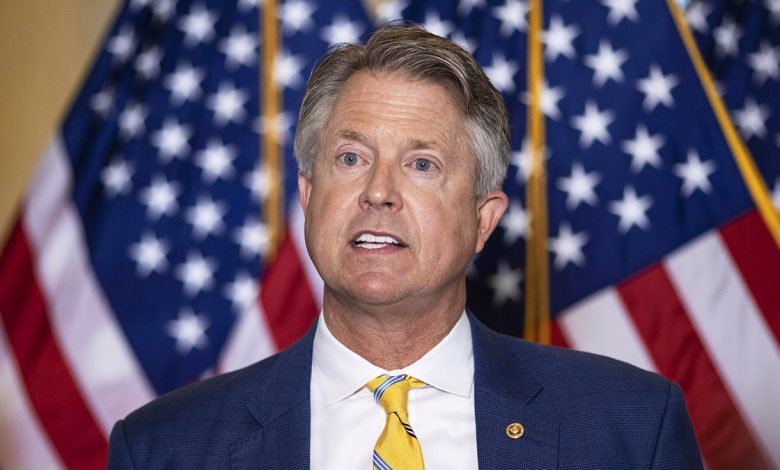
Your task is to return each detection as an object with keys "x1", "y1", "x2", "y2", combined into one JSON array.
[{"x1": 310, "y1": 311, "x2": 478, "y2": 470}]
